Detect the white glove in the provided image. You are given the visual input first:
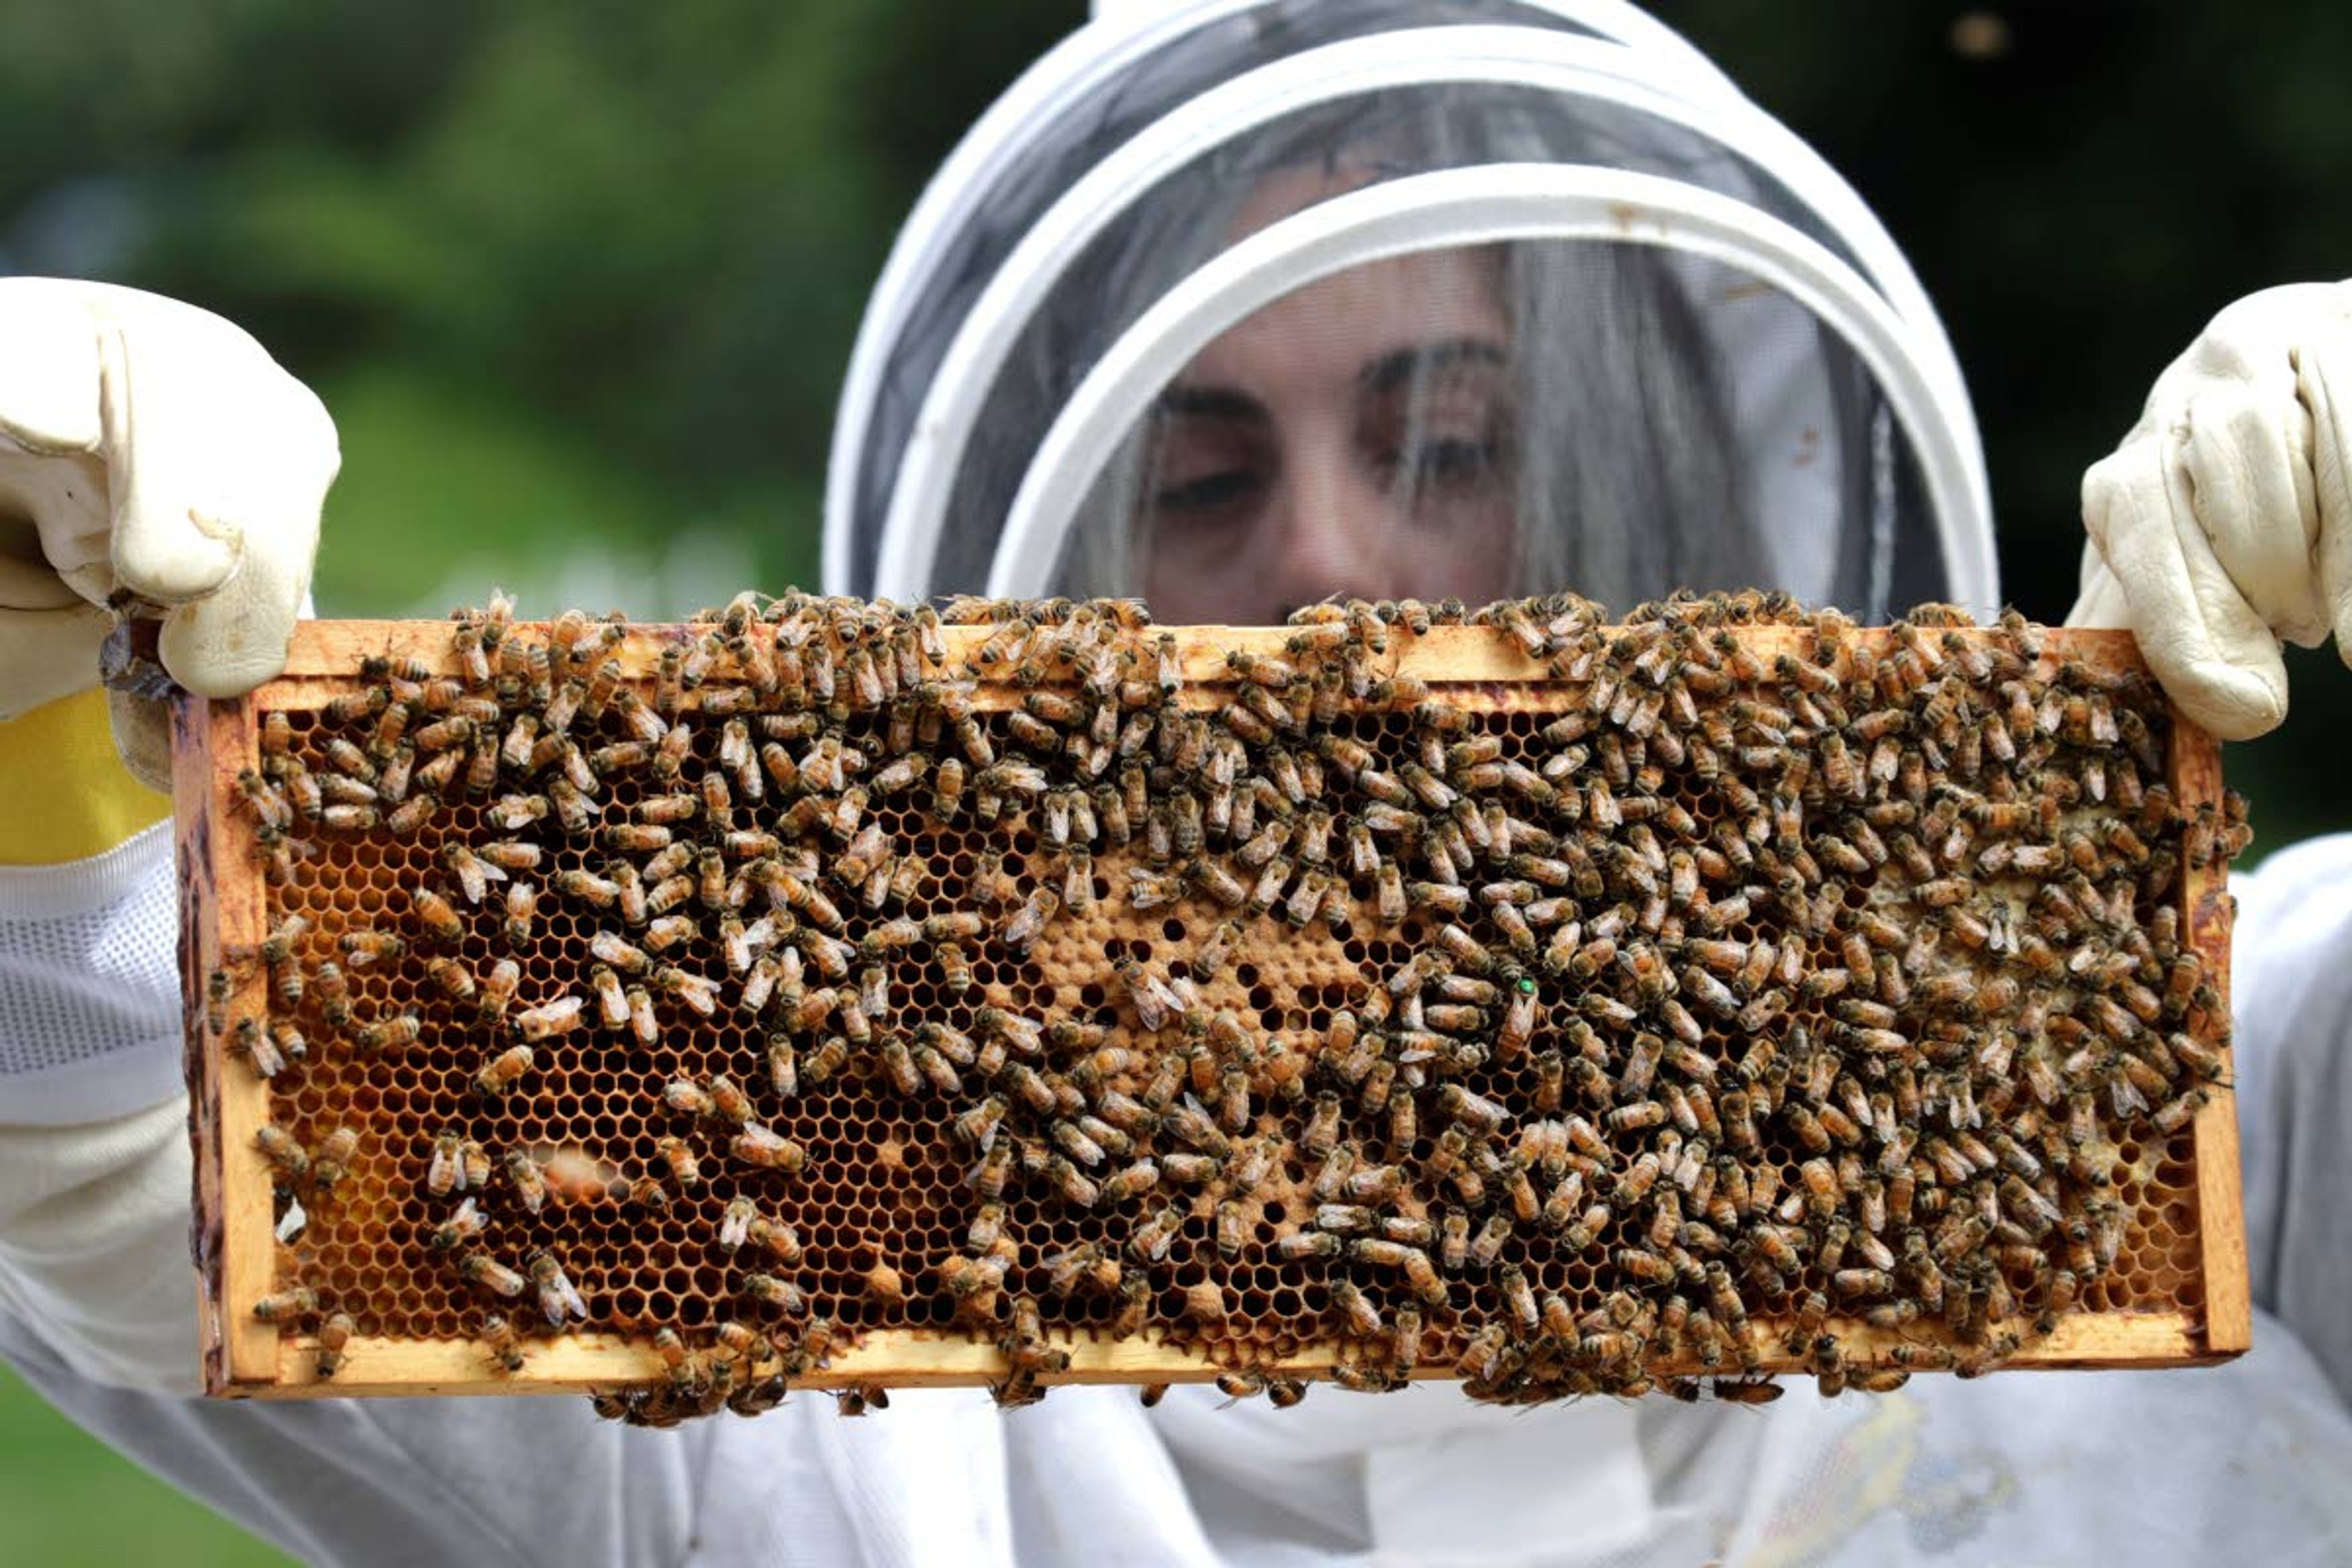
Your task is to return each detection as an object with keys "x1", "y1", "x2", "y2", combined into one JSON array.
[
  {"x1": 0, "y1": 278, "x2": 338, "y2": 780},
  {"x1": 2067, "y1": 281, "x2": 2352, "y2": 740}
]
